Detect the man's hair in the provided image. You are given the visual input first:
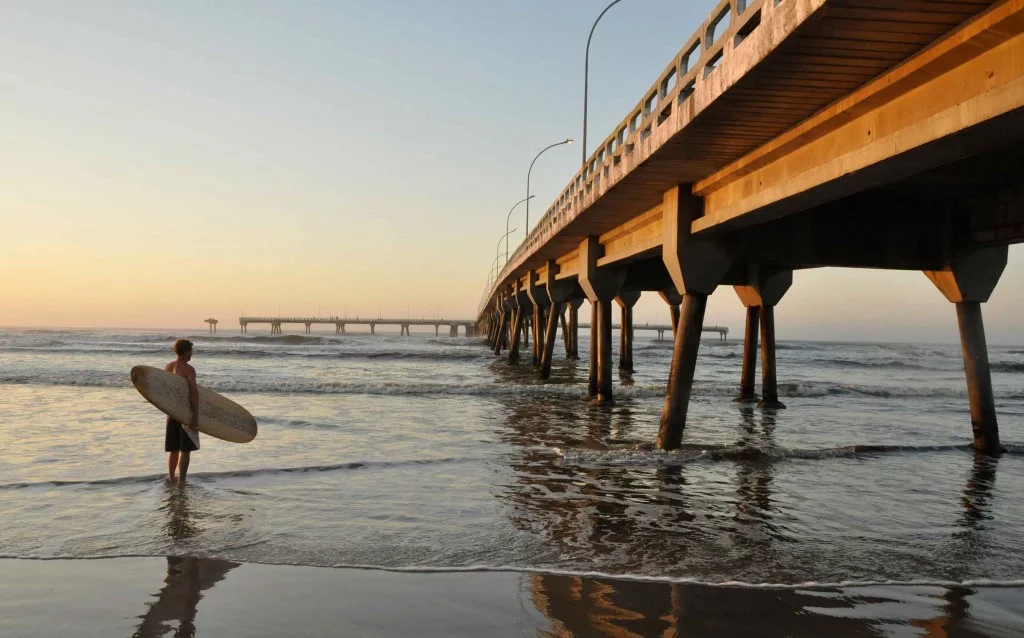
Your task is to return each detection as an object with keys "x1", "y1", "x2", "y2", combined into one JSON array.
[{"x1": 173, "y1": 339, "x2": 193, "y2": 357}]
